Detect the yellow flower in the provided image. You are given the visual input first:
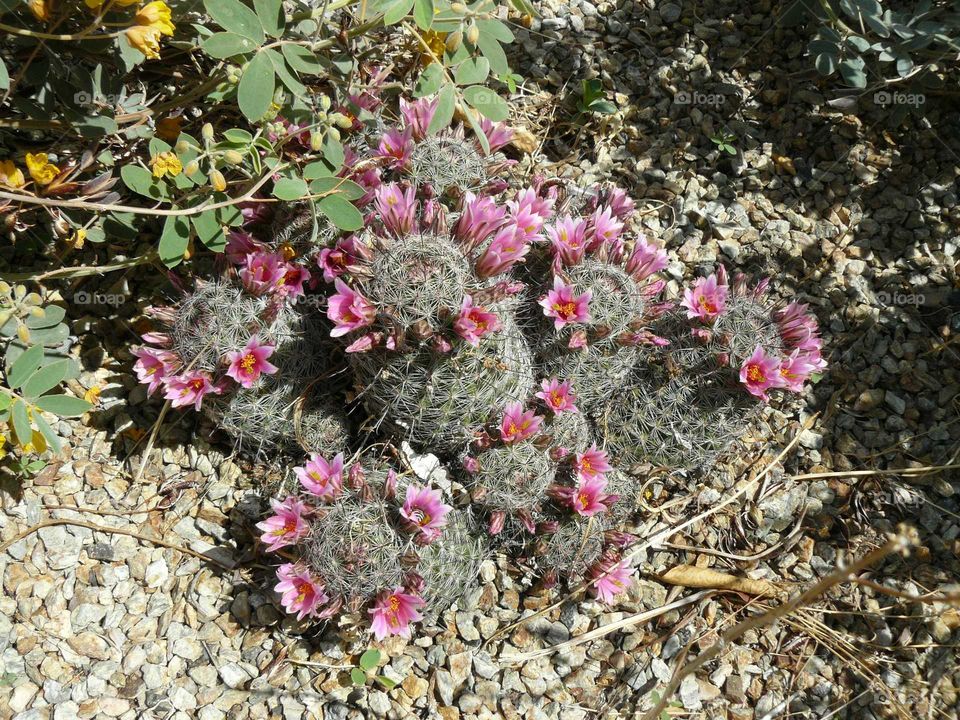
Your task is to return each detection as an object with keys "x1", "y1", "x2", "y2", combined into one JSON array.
[
  {"x1": 25, "y1": 153, "x2": 59, "y2": 186},
  {"x1": 68, "y1": 228, "x2": 87, "y2": 250},
  {"x1": 150, "y1": 151, "x2": 182, "y2": 178},
  {"x1": 421, "y1": 29, "x2": 448, "y2": 65},
  {"x1": 126, "y1": 1, "x2": 175, "y2": 59},
  {"x1": 27, "y1": 0, "x2": 48, "y2": 21},
  {"x1": 136, "y1": 1, "x2": 175, "y2": 36},
  {"x1": 0, "y1": 160, "x2": 25, "y2": 189}
]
